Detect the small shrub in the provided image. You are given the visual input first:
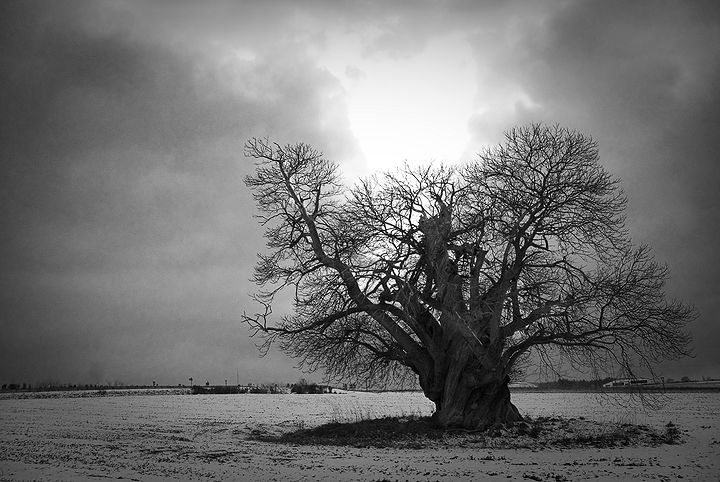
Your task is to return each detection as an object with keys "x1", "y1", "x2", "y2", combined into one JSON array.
[
  {"x1": 662, "y1": 422, "x2": 681, "y2": 444},
  {"x1": 518, "y1": 420, "x2": 543, "y2": 438}
]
